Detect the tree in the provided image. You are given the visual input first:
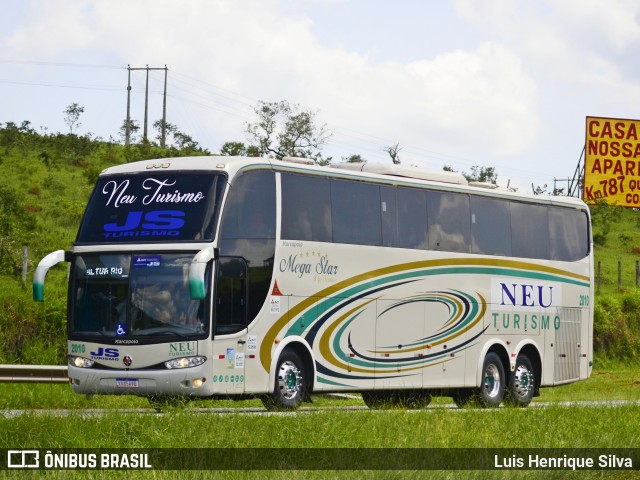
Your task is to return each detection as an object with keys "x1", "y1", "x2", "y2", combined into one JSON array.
[
  {"x1": 220, "y1": 141, "x2": 246, "y2": 156},
  {"x1": 444, "y1": 165, "x2": 500, "y2": 185},
  {"x1": 245, "y1": 100, "x2": 332, "y2": 163},
  {"x1": 64, "y1": 103, "x2": 84, "y2": 133},
  {"x1": 343, "y1": 154, "x2": 365, "y2": 163},
  {"x1": 532, "y1": 184, "x2": 547, "y2": 195},
  {"x1": 119, "y1": 119, "x2": 140, "y2": 143},
  {"x1": 152, "y1": 120, "x2": 203, "y2": 151},
  {"x1": 464, "y1": 165, "x2": 498, "y2": 184},
  {"x1": 384, "y1": 143, "x2": 402, "y2": 165},
  {"x1": 172, "y1": 130, "x2": 199, "y2": 150},
  {"x1": 220, "y1": 141, "x2": 260, "y2": 157},
  {"x1": 153, "y1": 120, "x2": 177, "y2": 145}
]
